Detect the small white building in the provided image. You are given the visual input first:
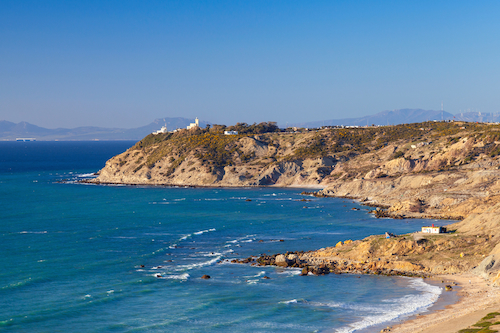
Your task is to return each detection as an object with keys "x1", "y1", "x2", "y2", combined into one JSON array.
[
  {"x1": 152, "y1": 125, "x2": 168, "y2": 135},
  {"x1": 187, "y1": 118, "x2": 199, "y2": 130},
  {"x1": 421, "y1": 225, "x2": 446, "y2": 234},
  {"x1": 224, "y1": 130, "x2": 238, "y2": 135}
]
